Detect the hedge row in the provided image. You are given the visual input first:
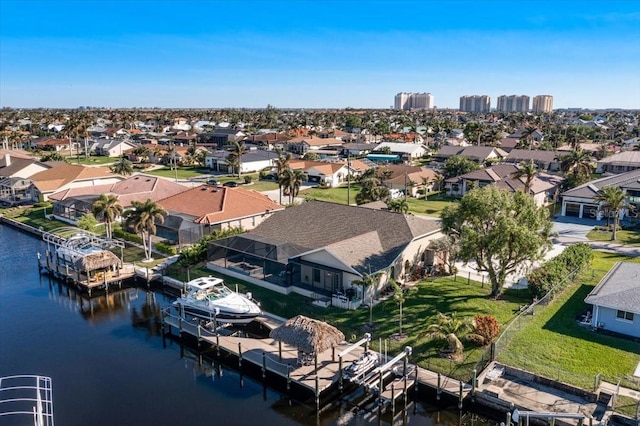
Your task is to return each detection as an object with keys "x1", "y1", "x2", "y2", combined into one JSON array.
[
  {"x1": 112, "y1": 227, "x2": 143, "y2": 244},
  {"x1": 526, "y1": 243, "x2": 593, "y2": 298},
  {"x1": 155, "y1": 241, "x2": 177, "y2": 256}
]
